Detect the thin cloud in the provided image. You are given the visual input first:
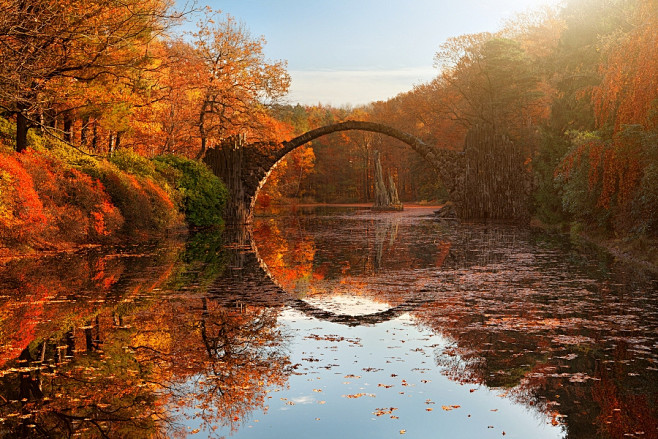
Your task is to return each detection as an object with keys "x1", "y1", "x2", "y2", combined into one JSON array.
[{"x1": 286, "y1": 67, "x2": 436, "y2": 107}]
